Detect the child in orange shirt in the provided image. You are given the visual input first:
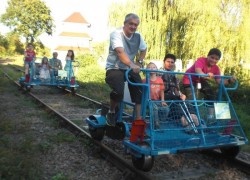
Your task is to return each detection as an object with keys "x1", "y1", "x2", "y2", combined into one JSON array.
[
  {"x1": 143, "y1": 62, "x2": 166, "y2": 104},
  {"x1": 142, "y1": 62, "x2": 168, "y2": 128}
]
